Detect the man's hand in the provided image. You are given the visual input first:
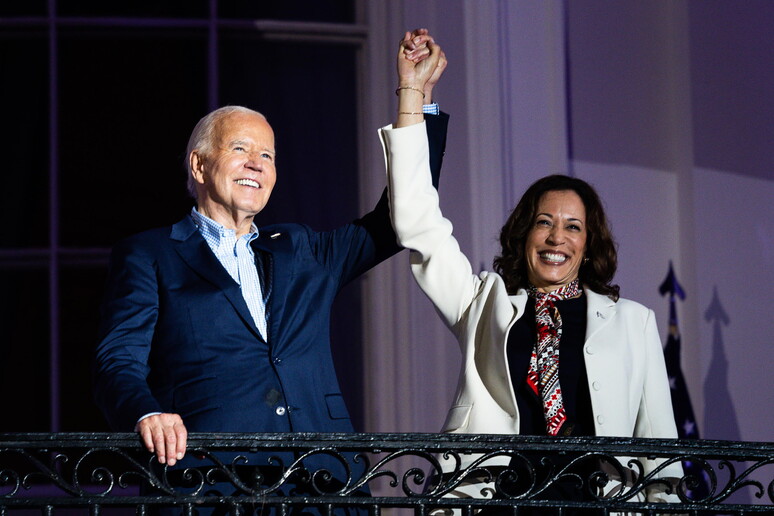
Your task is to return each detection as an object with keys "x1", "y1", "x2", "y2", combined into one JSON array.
[
  {"x1": 423, "y1": 48, "x2": 447, "y2": 103},
  {"x1": 137, "y1": 413, "x2": 187, "y2": 466}
]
